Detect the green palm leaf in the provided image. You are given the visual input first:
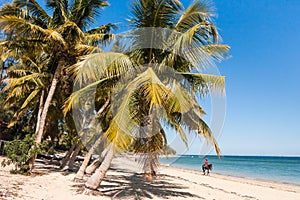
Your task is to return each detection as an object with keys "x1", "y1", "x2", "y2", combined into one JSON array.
[
  {"x1": 176, "y1": 0, "x2": 215, "y2": 31},
  {"x1": 69, "y1": 0, "x2": 109, "y2": 30},
  {"x1": 0, "y1": 15, "x2": 65, "y2": 45},
  {"x1": 69, "y1": 52, "x2": 134, "y2": 86},
  {"x1": 179, "y1": 72, "x2": 225, "y2": 93},
  {"x1": 14, "y1": 0, "x2": 51, "y2": 24}
]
